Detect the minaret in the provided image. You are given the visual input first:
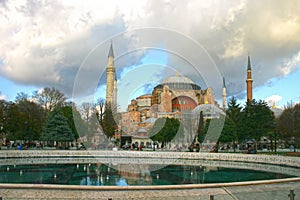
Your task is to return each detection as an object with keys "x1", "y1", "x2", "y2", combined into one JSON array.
[
  {"x1": 246, "y1": 55, "x2": 253, "y2": 103},
  {"x1": 106, "y1": 42, "x2": 116, "y2": 106},
  {"x1": 222, "y1": 77, "x2": 226, "y2": 110},
  {"x1": 113, "y1": 76, "x2": 117, "y2": 107}
]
